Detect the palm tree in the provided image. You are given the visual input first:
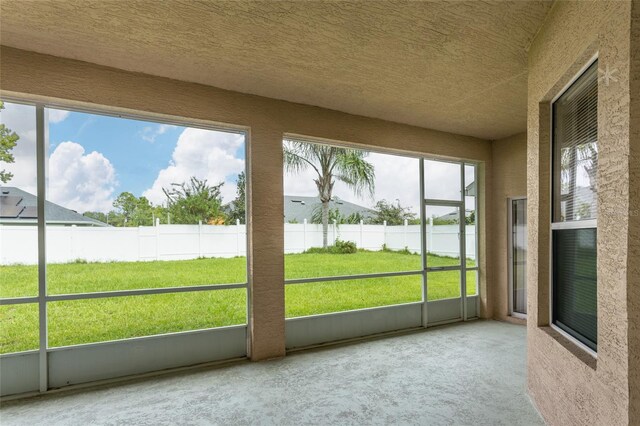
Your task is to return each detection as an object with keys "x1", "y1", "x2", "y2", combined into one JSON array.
[{"x1": 283, "y1": 140, "x2": 375, "y2": 248}]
